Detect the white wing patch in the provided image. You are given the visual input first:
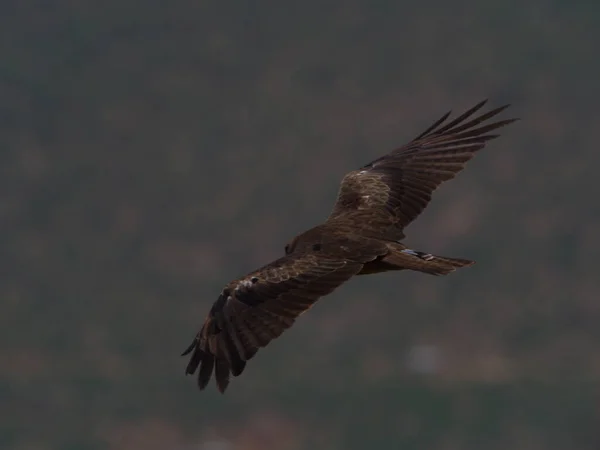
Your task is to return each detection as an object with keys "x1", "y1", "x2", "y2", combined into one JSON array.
[
  {"x1": 401, "y1": 249, "x2": 434, "y2": 261},
  {"x1": 234, "y1": 278, "x2": 255, "y2": 291},
  {"x1": 235, "y1": 280, "x2": 253, "y2": 291}
]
